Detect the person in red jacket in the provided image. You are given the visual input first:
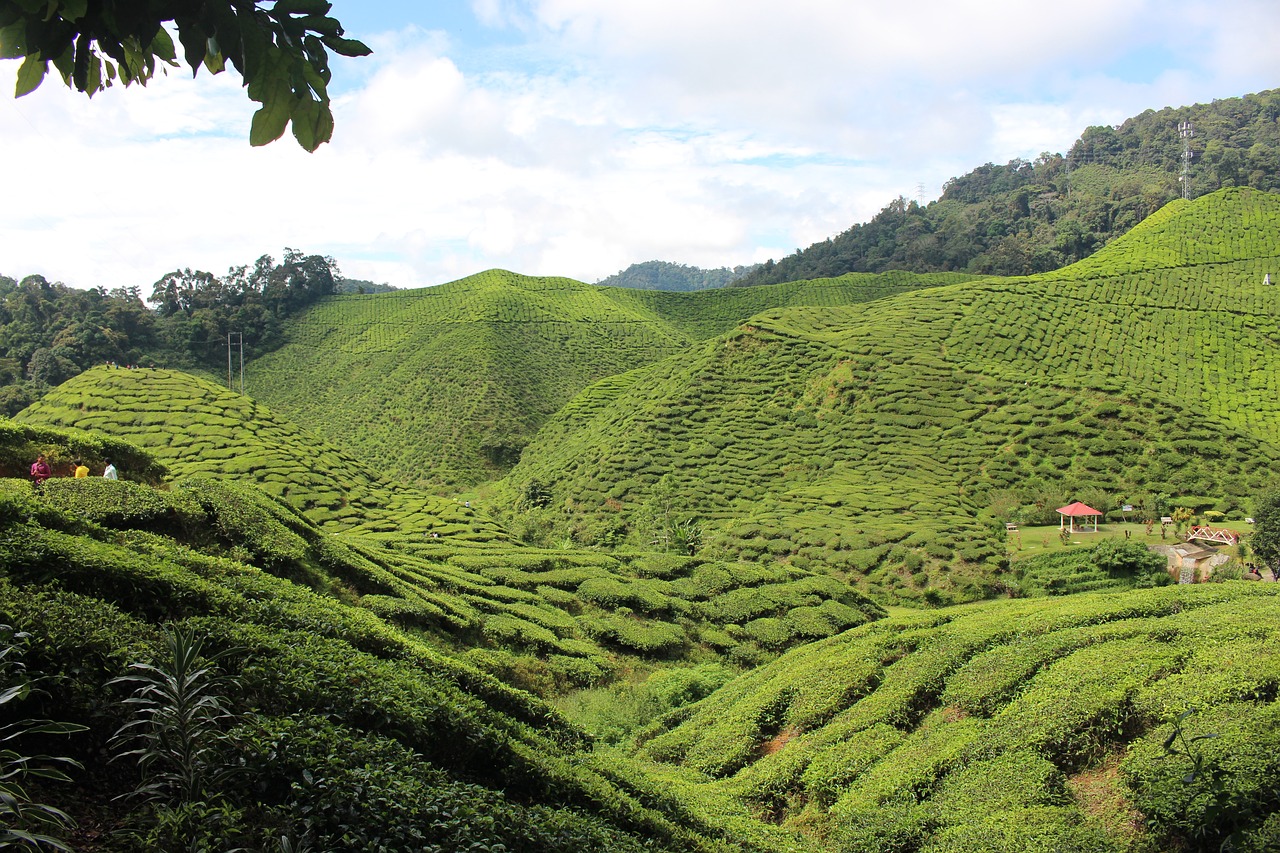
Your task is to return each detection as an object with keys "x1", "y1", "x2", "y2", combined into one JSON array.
[{"x1": 30, "y1": 454, "x2": 52, "y2": 490}]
